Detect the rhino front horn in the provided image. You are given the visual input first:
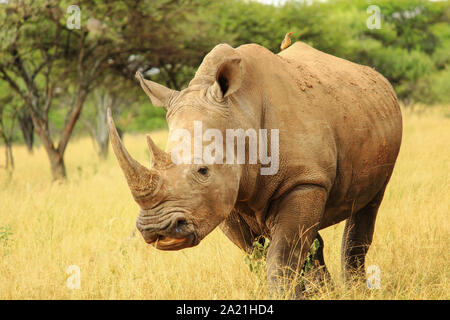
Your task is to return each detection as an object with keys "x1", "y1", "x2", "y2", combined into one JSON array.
[{"x1": 107, "y1": 108, "x2": 162, "y2": 200}]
